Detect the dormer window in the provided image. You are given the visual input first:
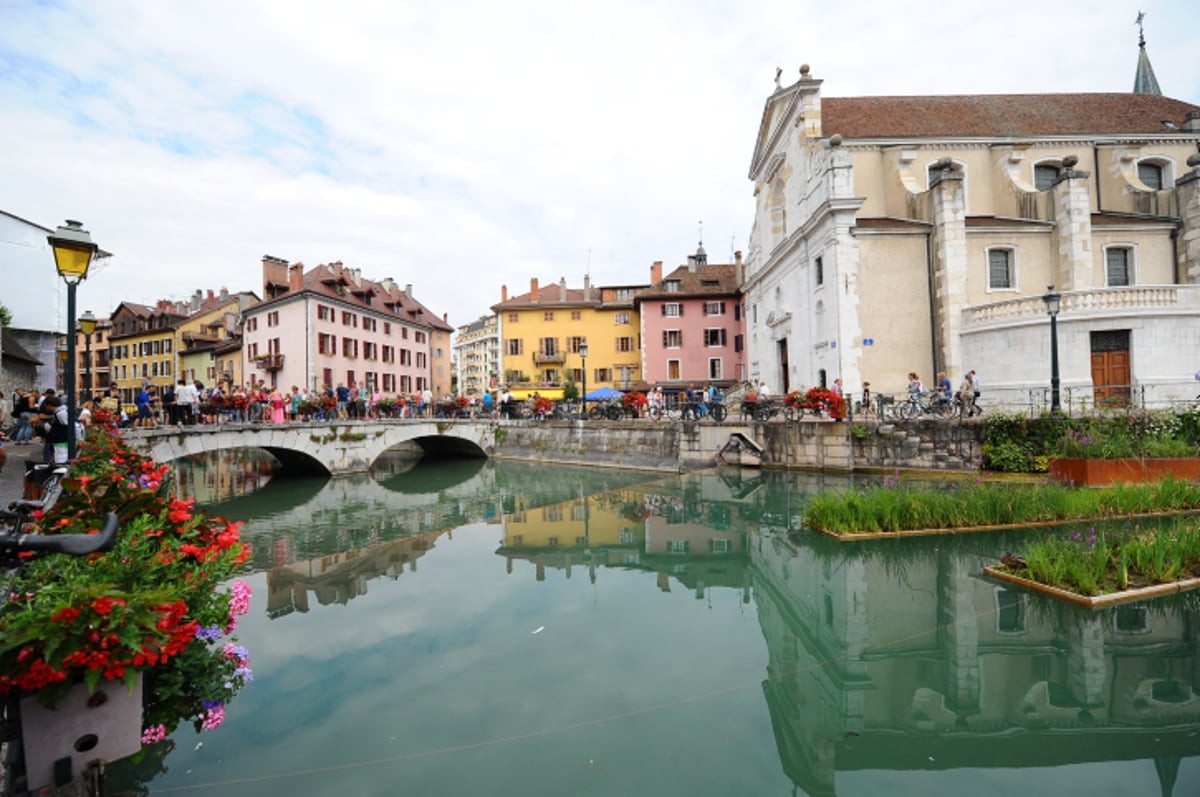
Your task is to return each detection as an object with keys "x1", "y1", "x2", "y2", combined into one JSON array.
[
  {"x1": 664, "y1": 280, "x2": 681, "y2": 293},
  {"x1": 1137, "y1": 161, "x2": 1164, "y2": 190},
  {"x1": 1034, "y1": 163, "x2": 1061, "y2": 191}
]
